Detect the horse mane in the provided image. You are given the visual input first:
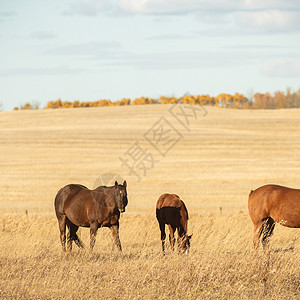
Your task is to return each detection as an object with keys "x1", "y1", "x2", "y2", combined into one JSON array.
[
  {"x1": 74, "y1": 184, "x2": 88, "y2": 189},
  {"x1": 180, "y1": 200, "x2": 189, "y2": 220}
]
